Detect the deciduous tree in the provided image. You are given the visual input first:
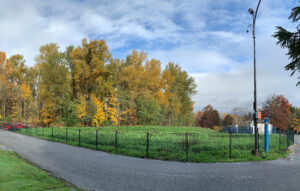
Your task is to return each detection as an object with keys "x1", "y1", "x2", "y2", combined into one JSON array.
[{"x1": 262, "y1": 95, "x2": 292, "y2": 131}]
